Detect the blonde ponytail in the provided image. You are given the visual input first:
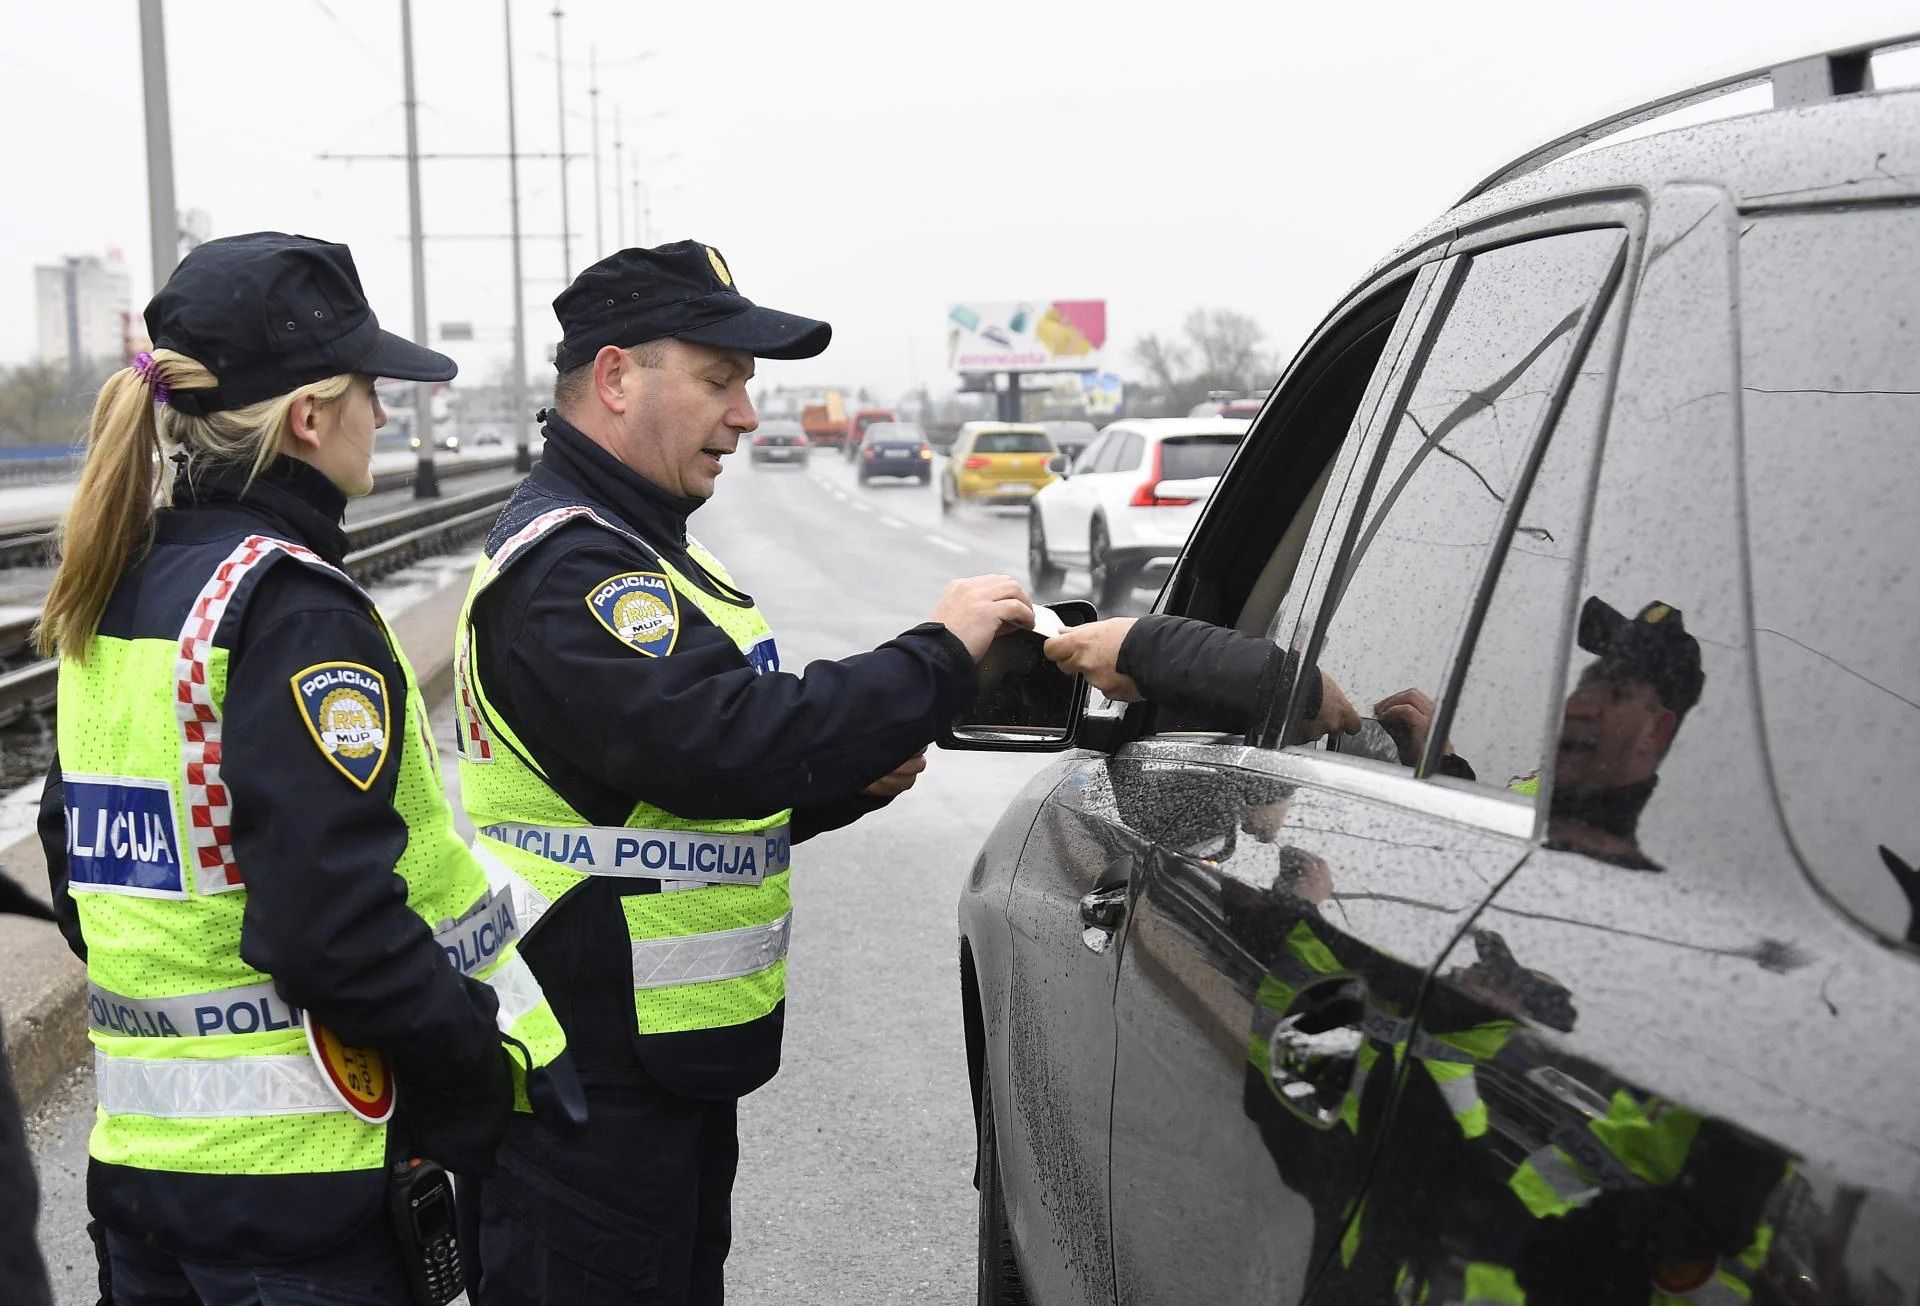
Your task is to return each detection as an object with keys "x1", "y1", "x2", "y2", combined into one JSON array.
[{"x1": 36, "y1": 352, "x2": 351, "y2": 661}]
